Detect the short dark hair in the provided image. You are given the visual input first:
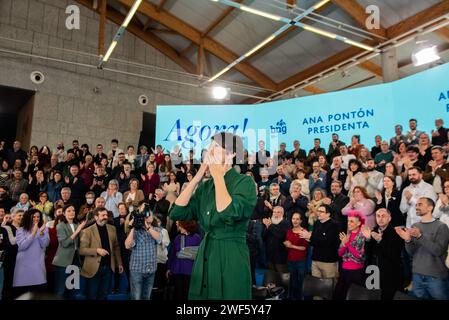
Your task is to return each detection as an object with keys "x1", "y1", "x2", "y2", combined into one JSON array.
[
  {"x1": 331, "y1": 180, "x2": 343, "y2": 188},
  {"x1": 111, "y1": 139, "x2": 118, "y2": 144},
  {"x1": 93, "y1": 207, "x2": 107, "y2": 217},
  {"x1": 407, "y1": 145, "x2": 419, "y2": 153},
  {"x1": 72, "y1": 140, "x2": 79, "y2": 144},
  {"x1": 318, "y1": 204, "x2": 332, "y2": 215},
  {"x1": 314, "y1": 138, "x2": 321, "y2": 142},
  {"x1": 420, "y1": 197, "x2": 435, "y2": 210},
  {"x1": 409, "y1": 118, "x2": 417, "y2": 123},
  {"x1": 127, "y1": 145, "x2": 134, "y2": 150},
  {"x1": 408, "y1": 166, "x2": 423, "y2": 173}
]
